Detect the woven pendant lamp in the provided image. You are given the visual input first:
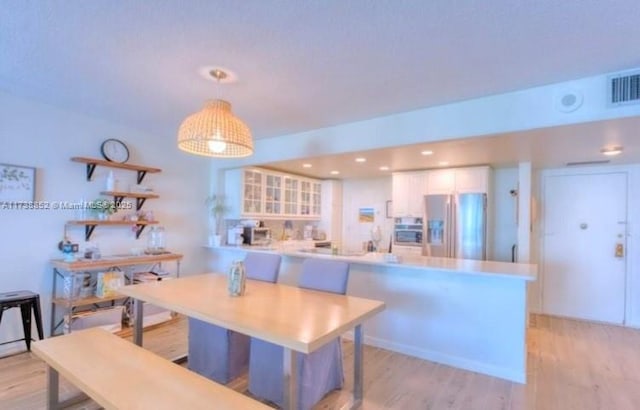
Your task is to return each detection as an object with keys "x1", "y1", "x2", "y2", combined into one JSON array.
[{"x1": 177, "y1": 70, "x2": 253, "y2": 158}]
